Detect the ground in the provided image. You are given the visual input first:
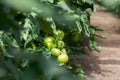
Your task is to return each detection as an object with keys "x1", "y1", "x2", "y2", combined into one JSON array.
[{"x1": 79, "y1": 5, "x2": 120, "y2": 80}]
